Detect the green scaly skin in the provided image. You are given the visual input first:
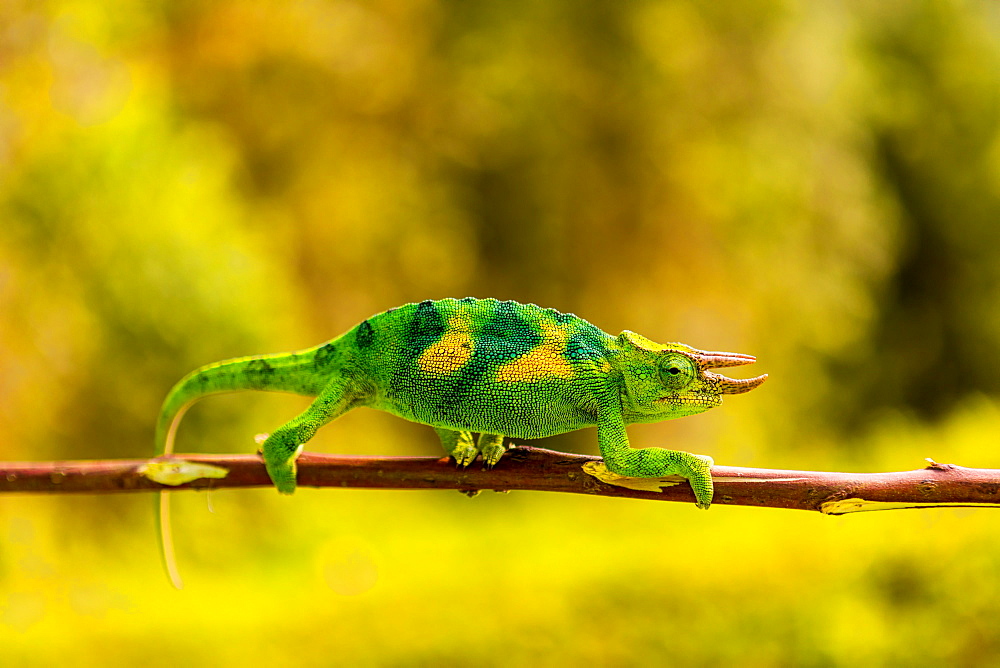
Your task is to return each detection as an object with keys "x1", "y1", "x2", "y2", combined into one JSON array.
[{"x1": 156, "y1": 298, "x2": 766, "y2": 509}]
